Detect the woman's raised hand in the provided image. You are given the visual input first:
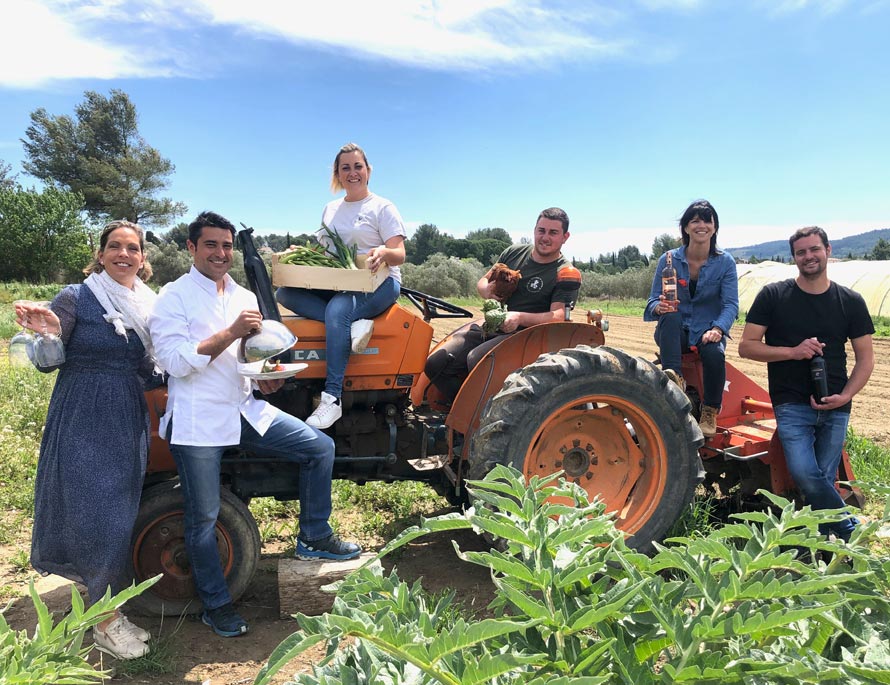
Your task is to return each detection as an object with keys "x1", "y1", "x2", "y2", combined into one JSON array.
[
  {"x1": 15, "y1": 301, "x2": 61, "y2": 336},
  {"x1": 366, "y1": 246, "x2": 387, "y2": 273}
]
